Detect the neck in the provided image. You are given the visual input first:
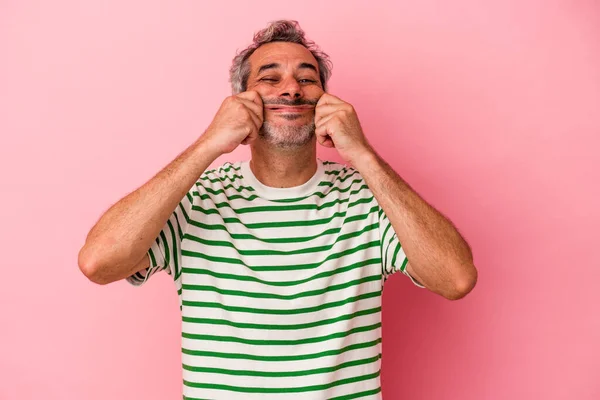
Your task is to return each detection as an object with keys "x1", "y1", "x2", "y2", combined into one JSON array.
[{"x1": 249, "y1": 138, "x2": 318, "y2": 188}]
